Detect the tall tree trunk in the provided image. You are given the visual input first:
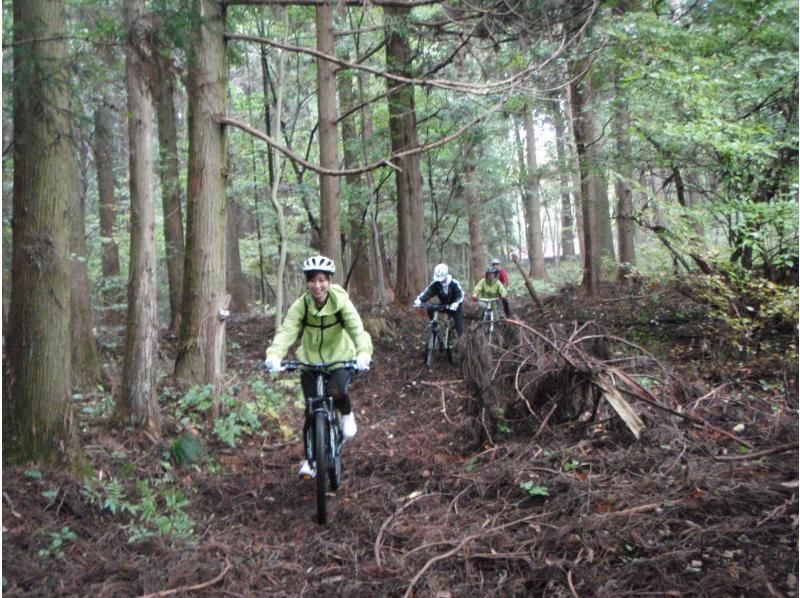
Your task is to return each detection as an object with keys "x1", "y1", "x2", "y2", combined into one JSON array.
[
  {"x1": 385, "y1": 6, "x2": 427, "y2": 302},
  {"x1": 595, "y1": 169, "x2": 616, "y2": 258},
  {"x1": 316, "y1": 4, "x2": 342, "y2": 272},
  {"x1": 6, "y1": 0, "x2": 78, "y2": 464},
  {"x1": 551, "y1": 98, "x2": 576, "y2": 259},
  {"x1": 569, "y1": 73, "x2": 601, "y2": 297},
  {"x1": 70, "y1": 156, "x2": 101, "y2": 391},
  {"x1": 226, "y1": 199, "x2": 249, "y2": 313},
  {"x1": 155, "y1": 52, "x2": 185, "y2": 334},
  {"x1": 93, "y1": 102, "x2": 123, "y2": 322},
  {"x1": 338, "y1": 53, "x2": 374, "y2": 300},
  {"x1": 175, "y1": 0, "x2": 230, "y2": 389},
  {"x1": 614, "y1": 94, "x2": 636, "y2": 282},
  {"x1": 464, "y1": 139, "x2": 485, "y2": 286},
  {"x1": 119, "y1": 0, "x2": 160, "y2": 433},
  {"x1": 564, "y1": 87, "x2": 586, "y2": 261},
  {"x1": 524, "y1": 108, "x2": 548, "y2": 280}
]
